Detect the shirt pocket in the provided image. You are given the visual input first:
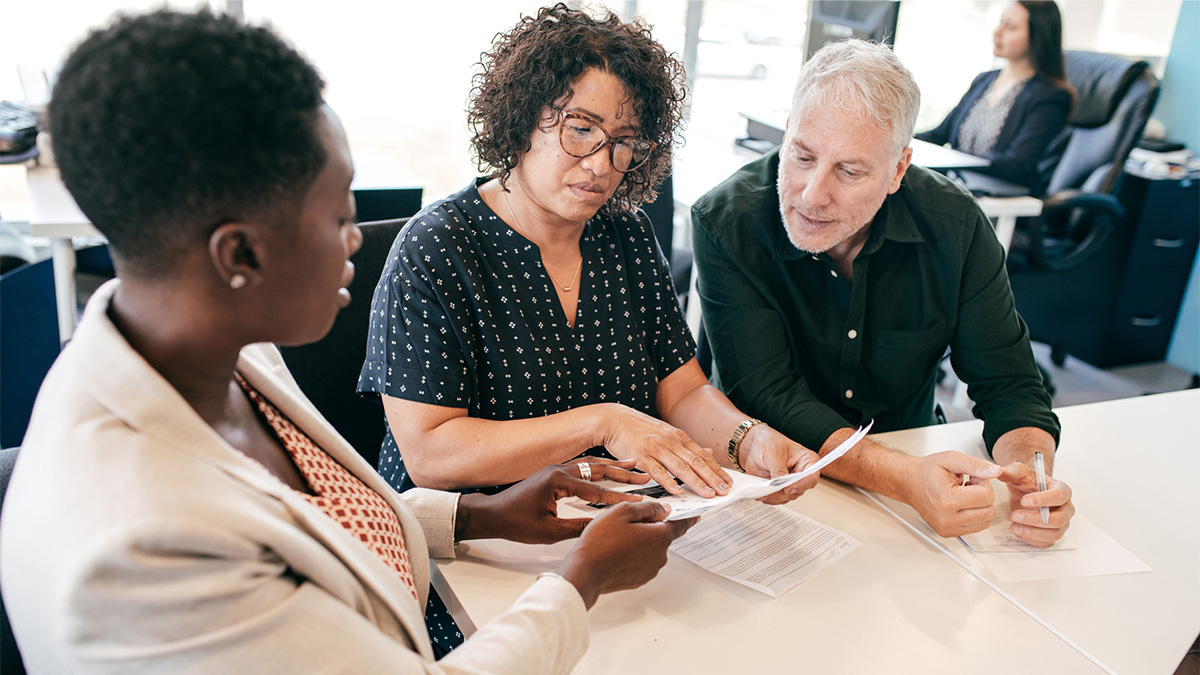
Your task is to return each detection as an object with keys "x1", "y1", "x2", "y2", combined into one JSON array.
[
  {"x1": 871, "y1": 321, "x2": 946, "y2": 350},
  {"x1": 867, "y1": 321, "x2": 948, "y2": 400}
]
